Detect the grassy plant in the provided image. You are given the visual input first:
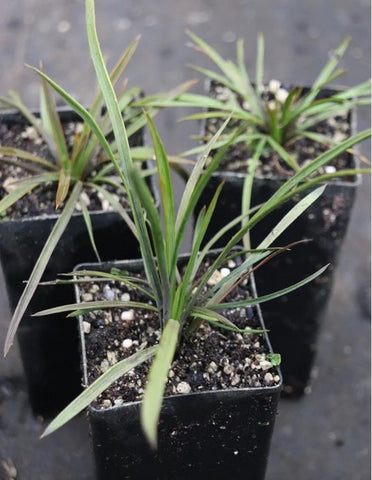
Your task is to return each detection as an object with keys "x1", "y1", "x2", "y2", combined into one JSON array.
[
  {"x1": 0, "y1": 38, "x2": 150, "y2": 210},
  {"x1": 137, "y1": 31, "x2": 371, "y2": 174},
  {"x1": 29, "y1": 0, "x2": 371, "y2": 448},
  {"x1": 1, "y1": 37, "x2": 193, "y2": 356}
]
